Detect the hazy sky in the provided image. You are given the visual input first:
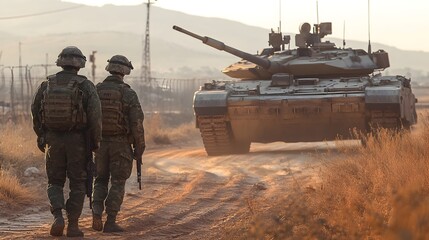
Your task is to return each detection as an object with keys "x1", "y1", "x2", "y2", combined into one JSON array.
[{"x1": 63, "y1": 0, "x2": 428, "y2": 52}]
